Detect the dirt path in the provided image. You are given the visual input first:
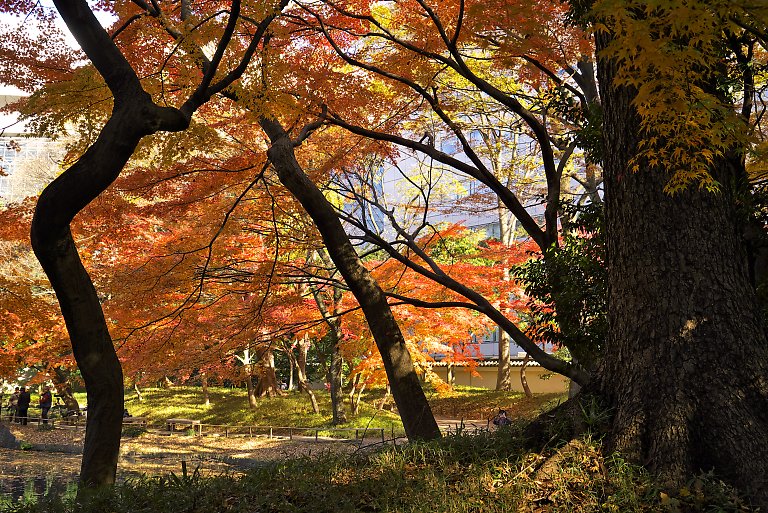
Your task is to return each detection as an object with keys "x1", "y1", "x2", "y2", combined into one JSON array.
[{"x1": 0, "y1": 423, "x2": 384, "y2": 493}]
